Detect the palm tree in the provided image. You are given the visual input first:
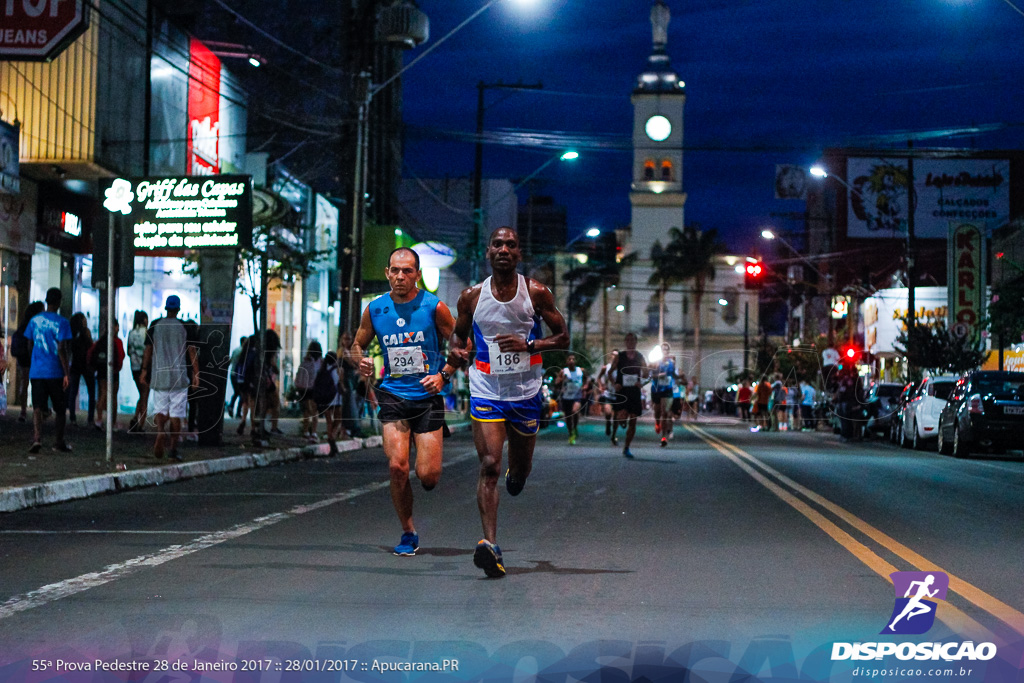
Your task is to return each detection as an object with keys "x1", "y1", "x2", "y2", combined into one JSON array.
[
  {"x1": 648, "y1": 228, "x2": 689, "y2": 345},
  {"x1": 564, "y1": 251, "x2": 637, "y2": 357},
  {"x1": 670, "y1": 225, "x2": 727, "y2": 380}
]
